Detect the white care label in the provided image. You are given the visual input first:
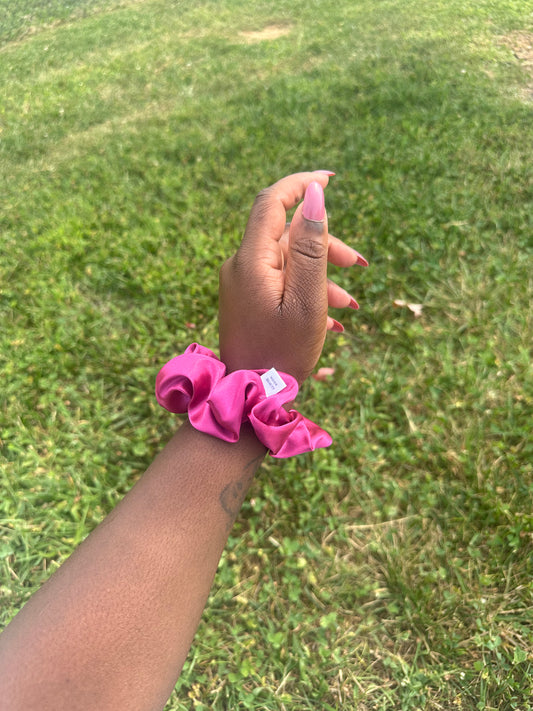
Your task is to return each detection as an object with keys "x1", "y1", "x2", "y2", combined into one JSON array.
[{"x1": 261, "y1": 368, "x2": 287, "y2": 397}]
